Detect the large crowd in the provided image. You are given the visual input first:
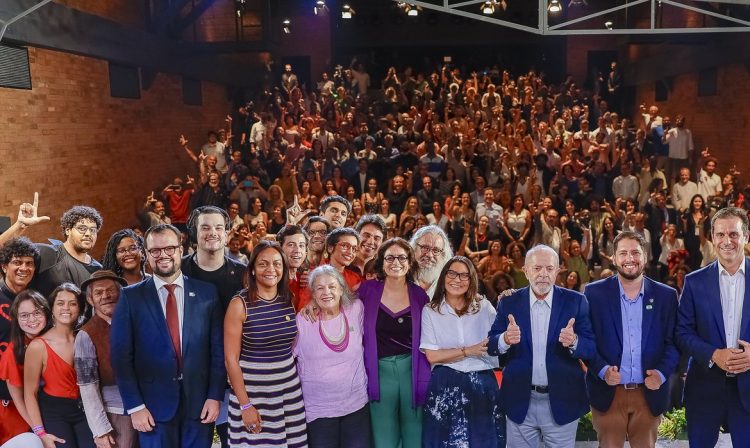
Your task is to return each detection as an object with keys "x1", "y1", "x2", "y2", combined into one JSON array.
[{"x1": 0, "y1": 59, "x2": 748, "y2": 448}]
